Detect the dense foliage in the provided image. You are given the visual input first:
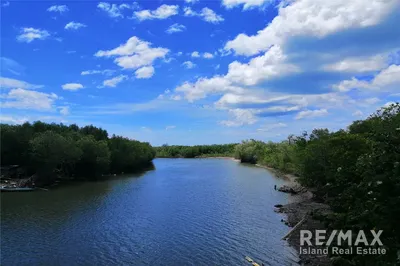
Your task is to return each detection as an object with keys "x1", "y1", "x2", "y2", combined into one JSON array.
[
  {"x1": 235, "y1": 103, "x2": 400, "y2": 265},
  {"x1": 155, "y1": 143, "x2": 237, "y2": 158},
  {"x1": 1, "y1": 122, "x2": 155, "y2": 184}
]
